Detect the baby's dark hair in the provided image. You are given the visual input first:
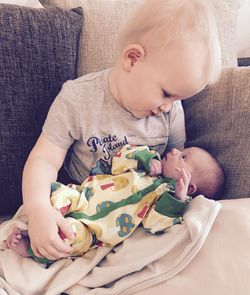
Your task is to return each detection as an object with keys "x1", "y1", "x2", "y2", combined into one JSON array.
[{"x1": 192, "y1": 148, "x2": 225, "y2": 200}]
